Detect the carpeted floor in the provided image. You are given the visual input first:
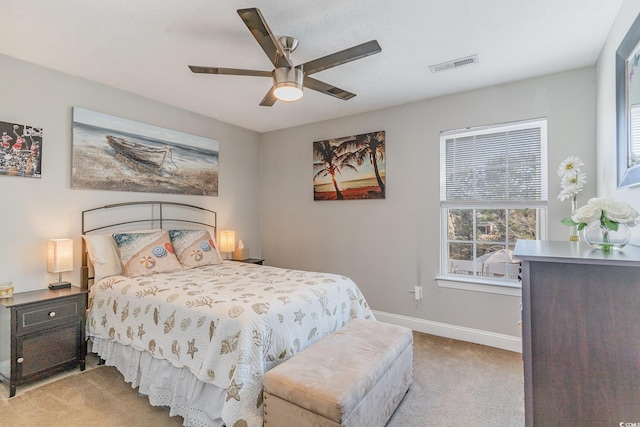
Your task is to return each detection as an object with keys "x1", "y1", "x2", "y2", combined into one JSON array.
[
  {"x1": 387, "y1": 332, "x2": 524, "y2": 426},
  {"x1": 0, "y1": 331, "x2": 524, "y2": 426}
]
